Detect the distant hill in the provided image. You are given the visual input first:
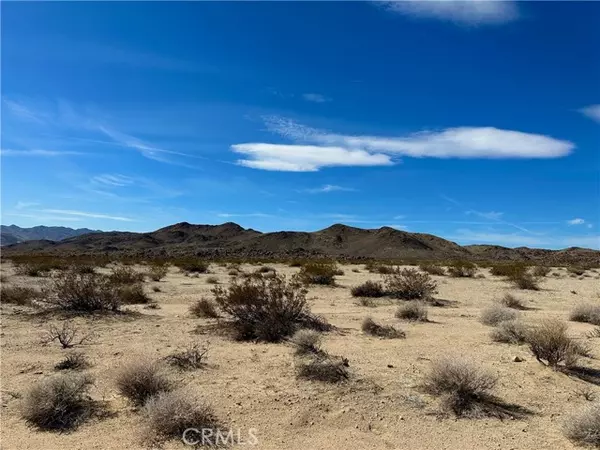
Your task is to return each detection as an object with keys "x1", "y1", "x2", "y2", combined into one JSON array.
[
  {"x1": 0, "y1": 225, "x2": 101, "y2": 246},
  {"x1": 3, "y1": 222, "x2": 599, "y2": 266}
]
